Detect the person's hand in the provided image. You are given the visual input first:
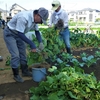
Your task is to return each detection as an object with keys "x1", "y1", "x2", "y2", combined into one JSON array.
[
  {"x1": 38, "y1": 42, "x2": 44, "y2": 51},
  {"x1": 31, "y1": 48, "x2": 41, "y2": 53},
  {"x1": 48, "y1": 25, "x2": 52, "y2": 28},
  {"x1": 31, "y1": 49, "x2": 37, "y2": 52}
]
